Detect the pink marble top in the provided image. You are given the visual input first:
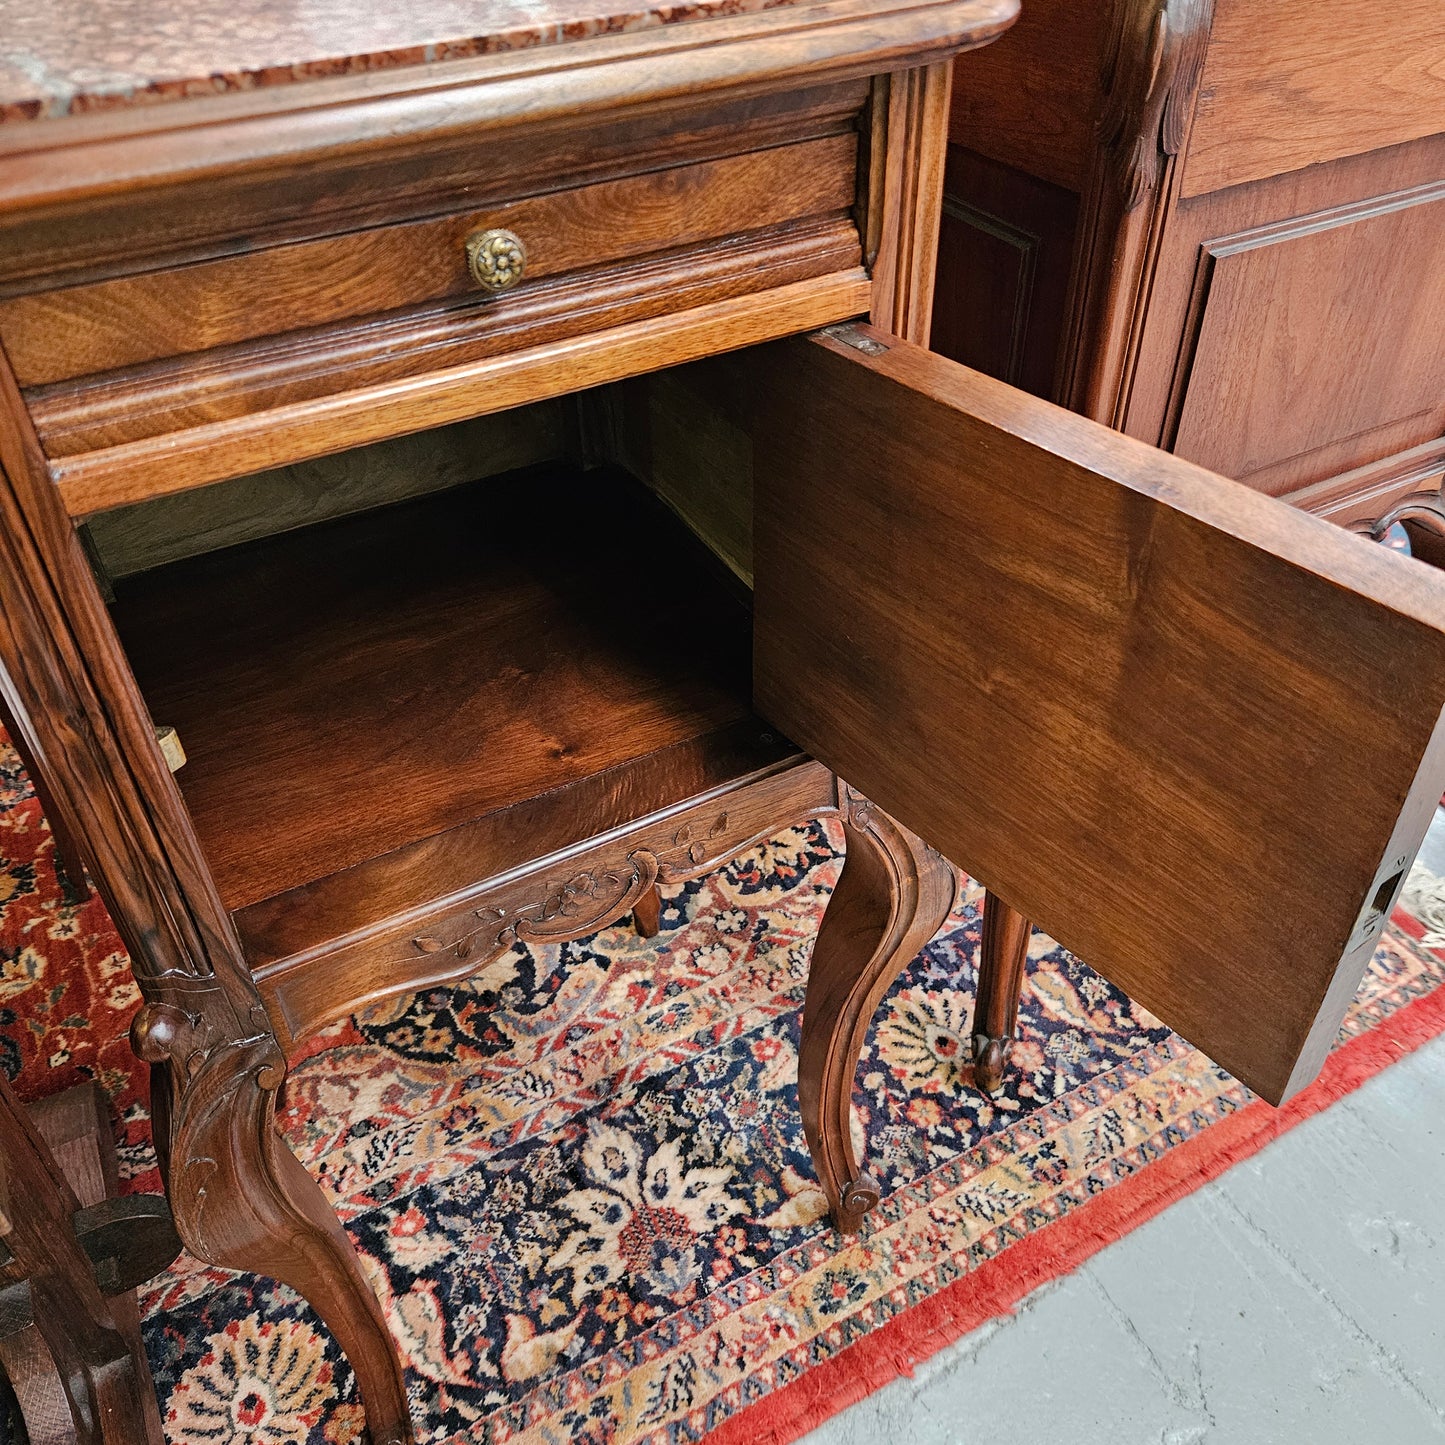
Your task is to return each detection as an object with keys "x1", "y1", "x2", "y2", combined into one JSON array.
[{"x1": 0, "y1": 0, "x2": 802, "y2": 123}]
